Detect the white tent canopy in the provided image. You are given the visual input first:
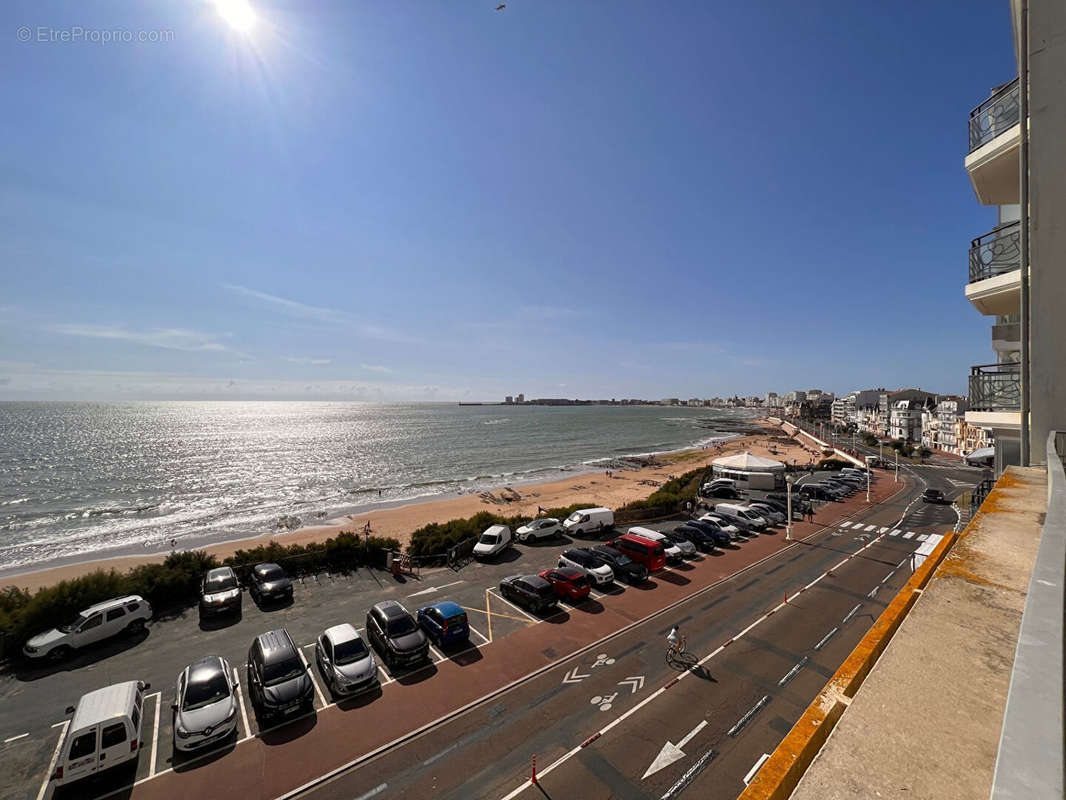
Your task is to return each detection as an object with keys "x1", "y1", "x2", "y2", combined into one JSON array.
[
  {"x1": 964, "y1": 446, "x2": 994, "y2": 464},
  {"x1": 711, "y1": 451, "x2": 785, "y2": 473}
]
